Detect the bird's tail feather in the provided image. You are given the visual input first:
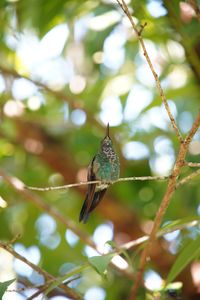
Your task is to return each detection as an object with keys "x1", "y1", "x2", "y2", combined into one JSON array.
[
  {"x1": 79, "y1": 189, "x2": 107, "y2": 223},
  {"x1": 89, "y1": 189, "x2": 107, "y2": 213},
  {"x1": 79, "y1": 194, "x2": 90, "y2": 223}
]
